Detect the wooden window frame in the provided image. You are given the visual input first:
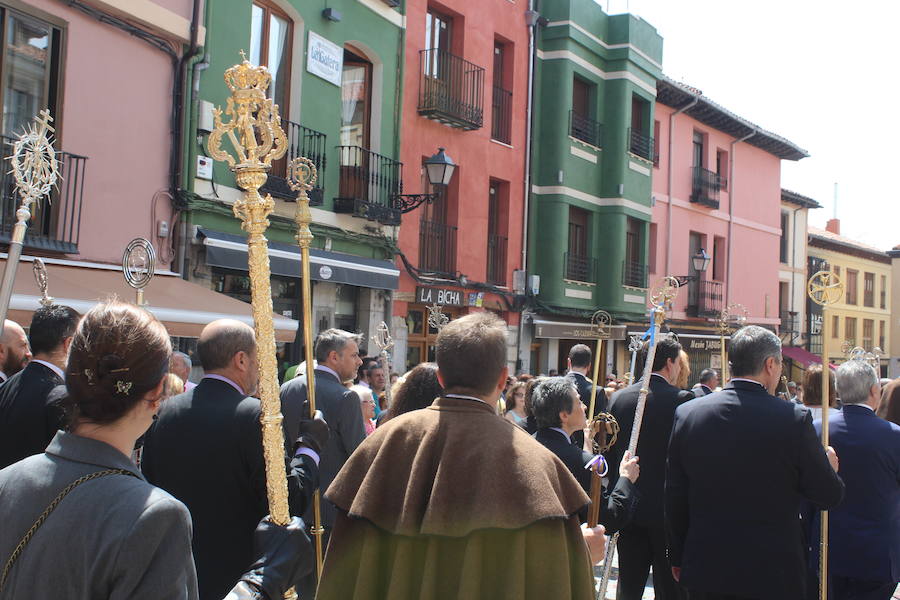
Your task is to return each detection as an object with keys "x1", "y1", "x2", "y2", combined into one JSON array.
[{"x1": 251, "y1": 0, "x2": 293, "y2": 117}]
